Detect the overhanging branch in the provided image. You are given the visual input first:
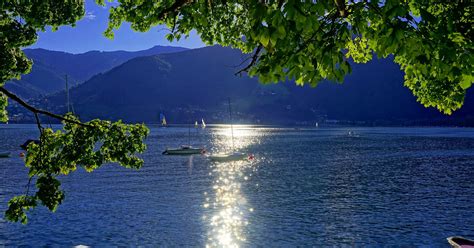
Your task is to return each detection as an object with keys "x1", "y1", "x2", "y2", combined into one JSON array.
[
  {"x1": 235, "y1": 45, "x2": 263, "y2": 75},
  {"x1": 0, "y1": 86, "x2": 91, "y2": 127},
  {"x1": 157, "y1": 0, "x2": 193, "y2": 20}
]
